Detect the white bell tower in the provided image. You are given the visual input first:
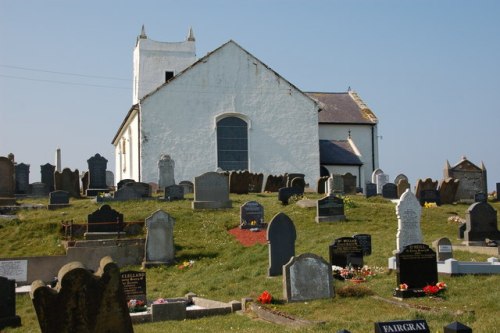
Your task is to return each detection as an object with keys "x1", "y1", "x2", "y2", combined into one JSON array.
[{"x1": 132, "y1": 26, "x2": 197, "y2": 104}]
